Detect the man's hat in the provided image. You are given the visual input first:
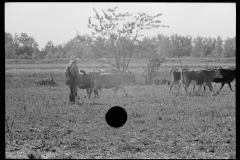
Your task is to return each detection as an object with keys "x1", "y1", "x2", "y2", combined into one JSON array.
[{"x1": 70, "y1": 55, "x2": 79, "y2": 63}]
